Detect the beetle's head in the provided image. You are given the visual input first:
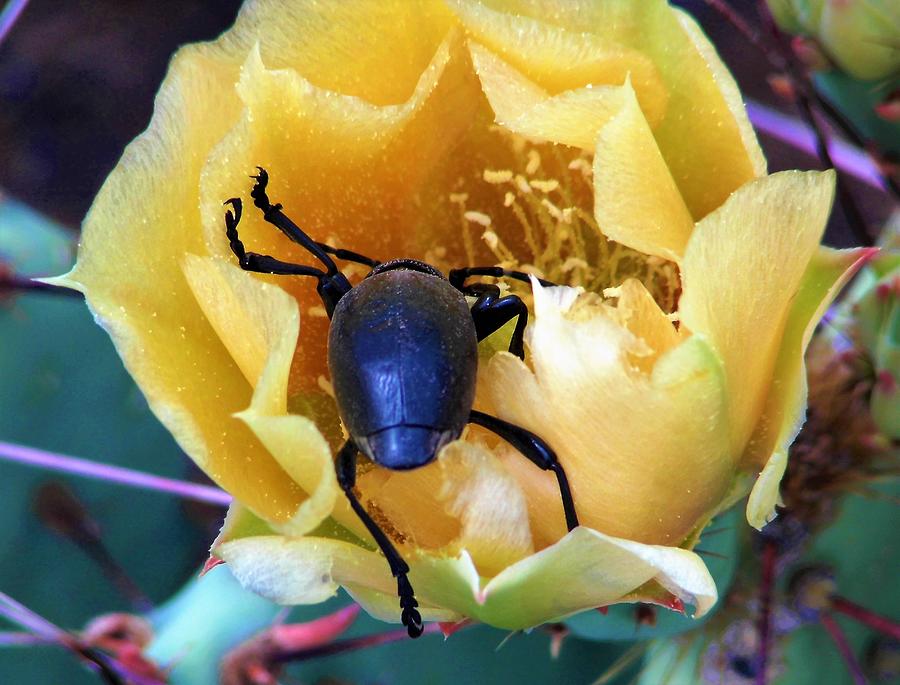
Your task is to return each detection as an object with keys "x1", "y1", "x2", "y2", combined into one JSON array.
[{"x1": 357, "y1": 425, "x2": 456, "y2": 470}]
